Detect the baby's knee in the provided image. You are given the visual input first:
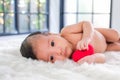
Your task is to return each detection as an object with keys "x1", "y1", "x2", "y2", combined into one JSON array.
[{"x1": 112, "y1": 29, "x2": 120, "y2": 41}]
